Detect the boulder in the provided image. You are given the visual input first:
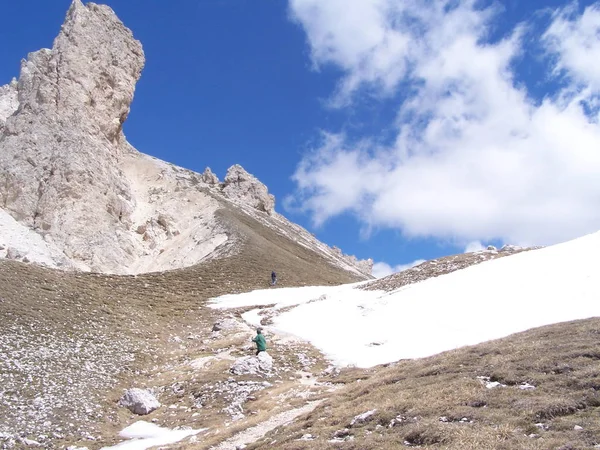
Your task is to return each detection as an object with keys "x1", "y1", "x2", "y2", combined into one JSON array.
[
  {"x1": 212, "y1": 318, "x2": 242, "y2": 332},
  {"x1": 118, "y1": 388, "x2": 160, "y2": 415},
  {"x1": 350, "y1": 409, "x2": 377, "y2": 426},
  {"x1": 230, "y1": 352, "x2": 273, "y2": 375}
]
